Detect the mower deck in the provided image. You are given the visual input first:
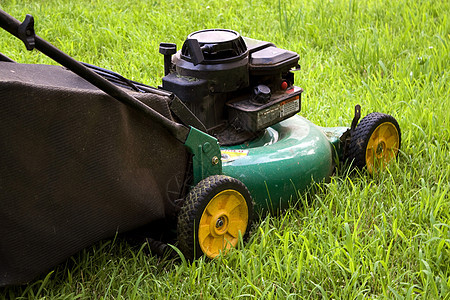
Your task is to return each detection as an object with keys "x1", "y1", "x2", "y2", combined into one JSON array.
[{"x1": 221, "y1": 115, "x2": 349, "y2": 211}]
